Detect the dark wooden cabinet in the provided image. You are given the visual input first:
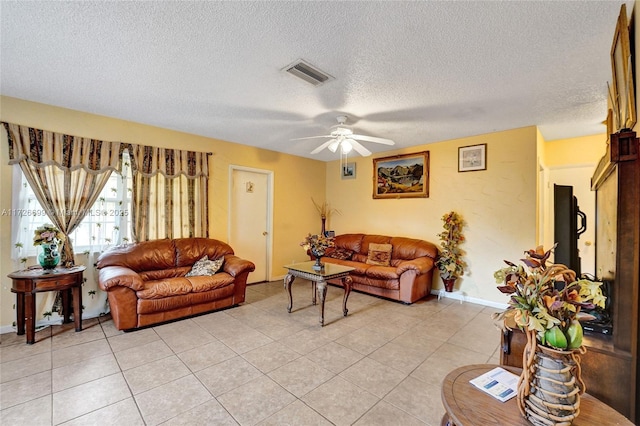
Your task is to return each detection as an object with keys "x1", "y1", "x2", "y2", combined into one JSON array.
[{"x1": 501, "y1": 131, "x2": 640, "y2": 424}]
